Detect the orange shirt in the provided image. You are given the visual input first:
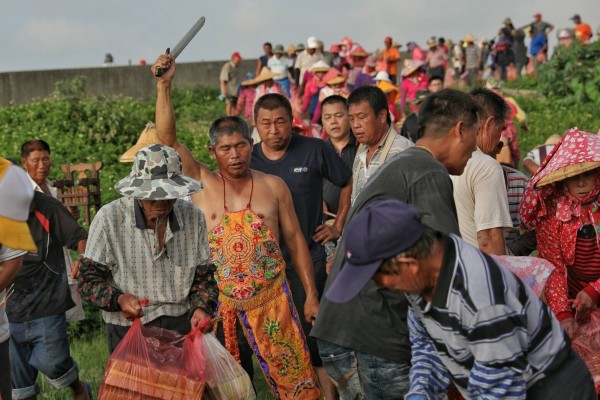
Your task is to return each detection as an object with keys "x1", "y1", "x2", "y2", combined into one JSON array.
[
  {"x1": 574, "y1": 23, "x2": 593, "y2": 43},
  {"x1": 382, "y1": 47, "x2": 401, "y2": 76}
]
